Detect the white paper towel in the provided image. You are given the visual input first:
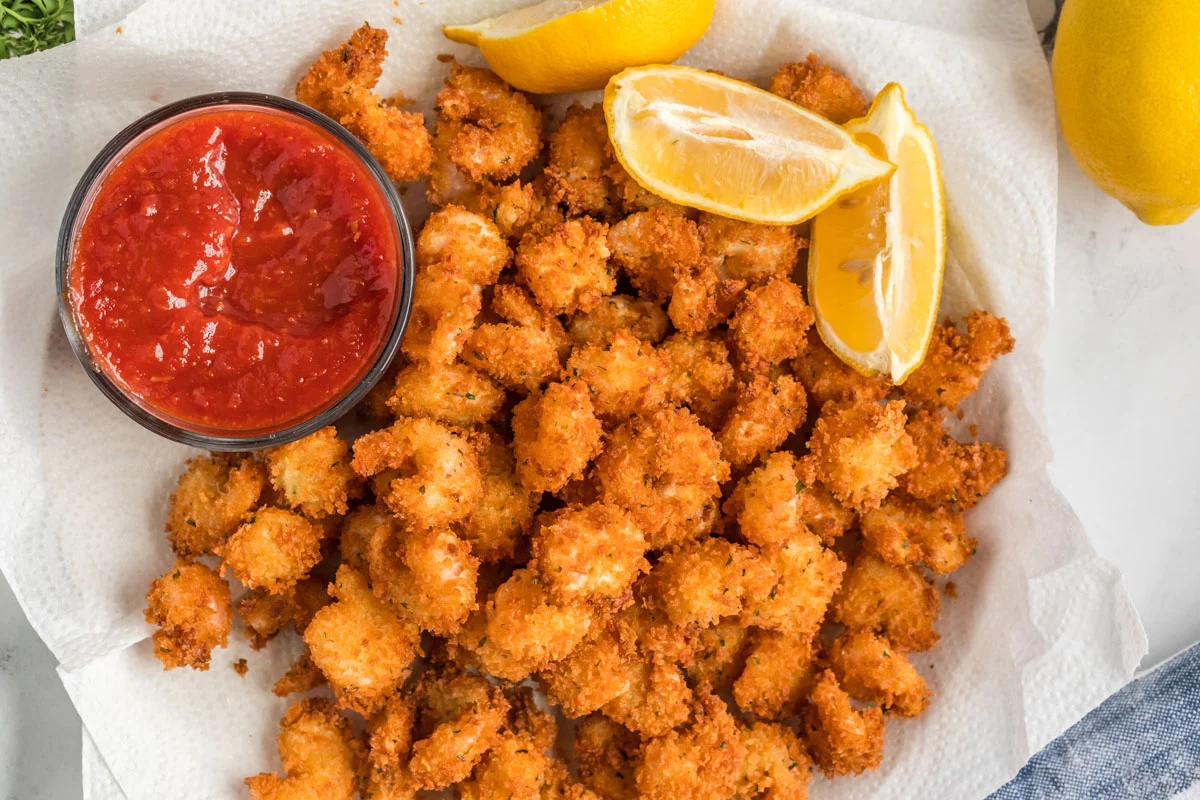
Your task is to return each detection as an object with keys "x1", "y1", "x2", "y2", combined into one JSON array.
[{"x1": 0, "y1": 0, "x2": 1147, "y2": 798}]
